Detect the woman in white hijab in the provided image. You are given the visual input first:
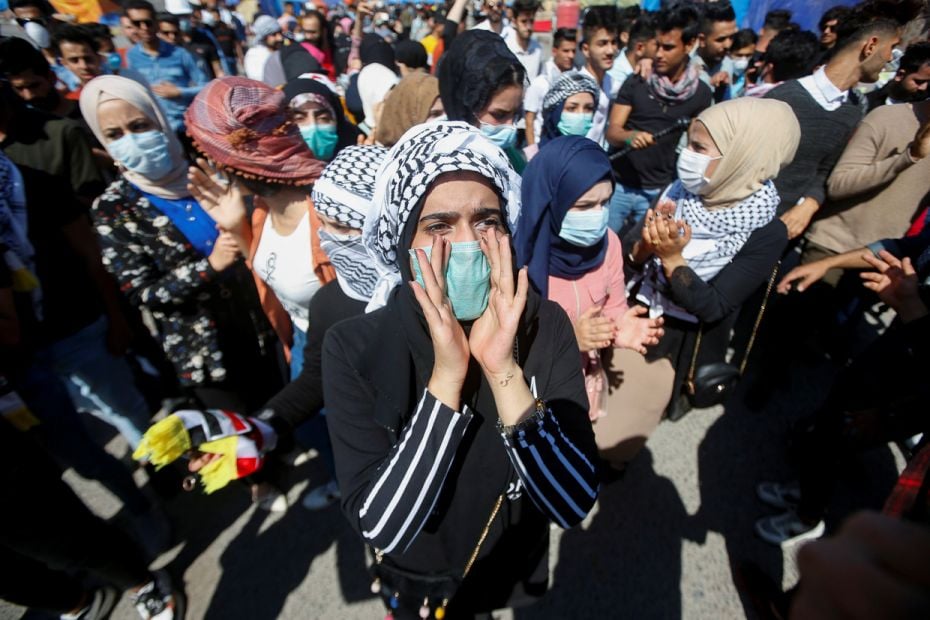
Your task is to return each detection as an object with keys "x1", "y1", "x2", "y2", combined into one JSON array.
[
  {"x1": 79, "y1": 75, "x2": 283, "y2": 414},
  {"x1": 596, "y1": 97, "x2": 801, "y2": 471}
]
